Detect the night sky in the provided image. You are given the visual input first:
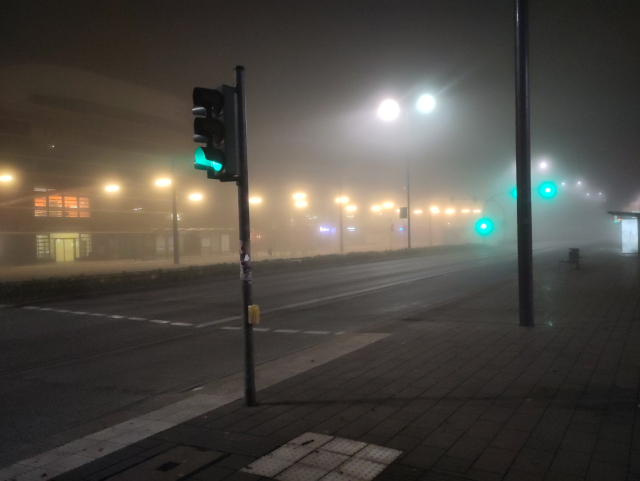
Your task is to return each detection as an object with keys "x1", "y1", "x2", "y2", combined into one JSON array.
[{"x1": 2, "y1": 0, "x2": 639, "y2": 217}]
